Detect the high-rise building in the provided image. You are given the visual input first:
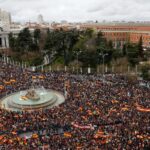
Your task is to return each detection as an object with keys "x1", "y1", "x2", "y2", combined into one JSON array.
[
  {"x1": 0, "y1": 8, "x2": 11, "y2": 31},
  {"x1": 0, "y1": 9, "x2": 11, "y2": 49},
  {"x1": 37, "y1": 14, "x2": 44, "y2": 24}
]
